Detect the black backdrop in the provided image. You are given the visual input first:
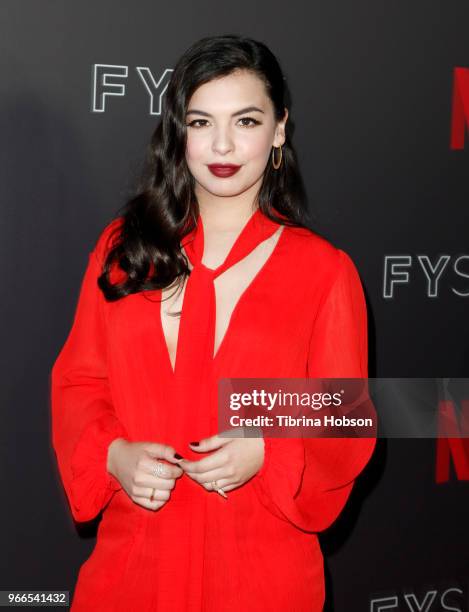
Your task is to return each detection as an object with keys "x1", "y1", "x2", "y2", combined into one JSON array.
[{"x1": 1, "y1": 2, "x2": 468, "y2": 610}]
